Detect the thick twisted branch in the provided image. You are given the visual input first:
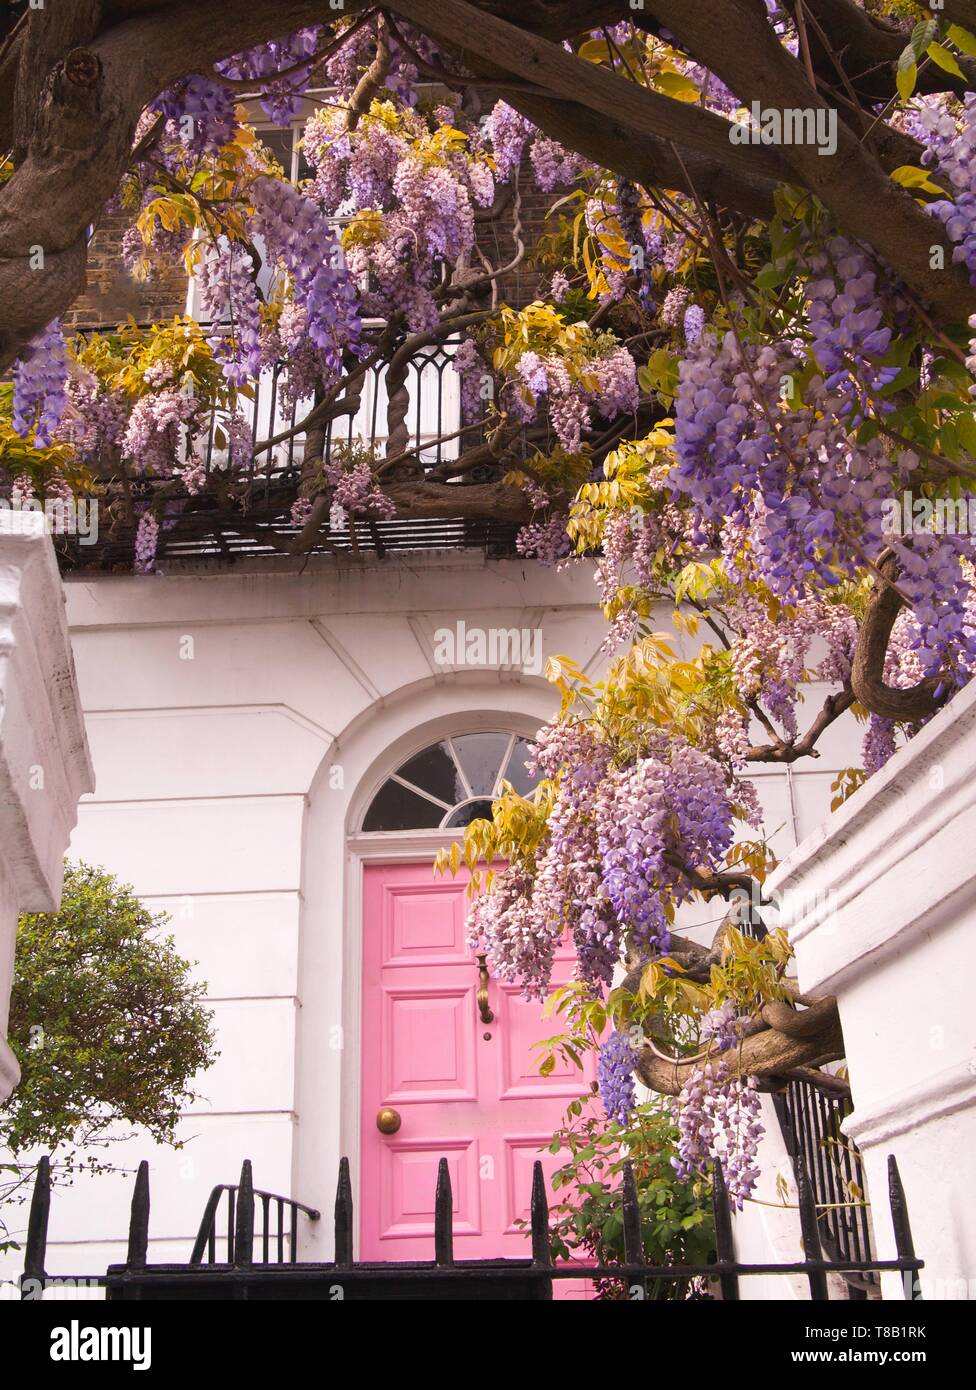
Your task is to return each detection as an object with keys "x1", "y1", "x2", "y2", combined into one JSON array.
[
  {"x1": 635, "y1": 994, "x2": 844, "y2": 1097},
  {"x1": 639, "y1": 0, "x2": 976, "y2": 324},
  {"x1": 0, "y1": 0, "x2": 374, "y2": 370},
  {"x1": 851, "y1": 552, "x2": 947, "y2": 722}
]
